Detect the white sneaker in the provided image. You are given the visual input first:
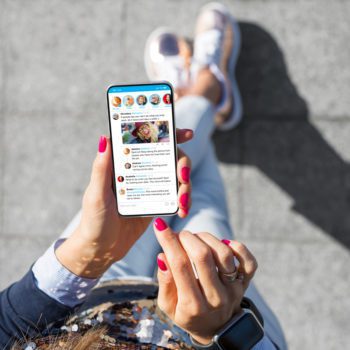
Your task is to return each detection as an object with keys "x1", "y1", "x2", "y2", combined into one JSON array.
[
  {"x1": 144, "y1": 28, "x2": 191, "y2": 90},
  {"x1": 193, "y1": 2, "x2": 242, "y2": 130}
]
